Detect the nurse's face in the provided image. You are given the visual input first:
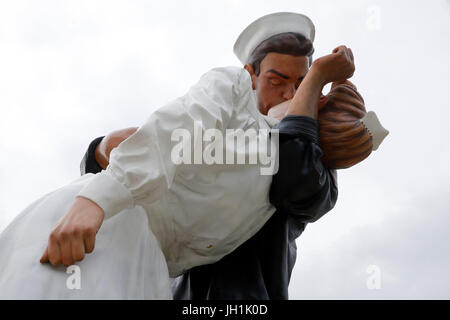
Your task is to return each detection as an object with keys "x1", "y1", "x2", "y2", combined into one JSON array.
[{"x1": 244, "y1": 53, "x2": 309, "y2": 115}]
